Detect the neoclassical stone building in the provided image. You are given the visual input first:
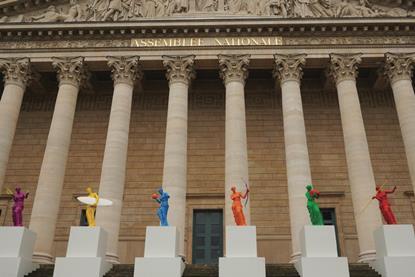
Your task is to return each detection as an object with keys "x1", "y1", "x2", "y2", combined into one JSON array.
[{"x1": 0, "y1": 0, "x2": 415, "y2": 266}]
